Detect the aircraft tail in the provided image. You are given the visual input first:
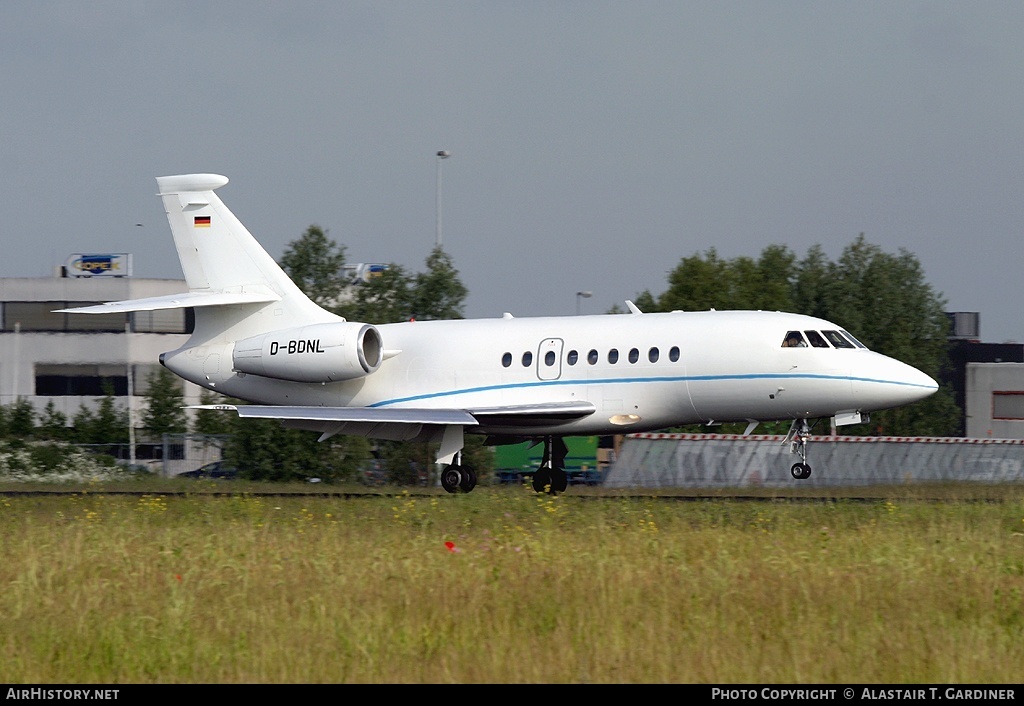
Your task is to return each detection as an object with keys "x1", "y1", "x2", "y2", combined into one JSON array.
[{"x1": 61, "y1": 174, "x2": 340, "y2": 342}]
